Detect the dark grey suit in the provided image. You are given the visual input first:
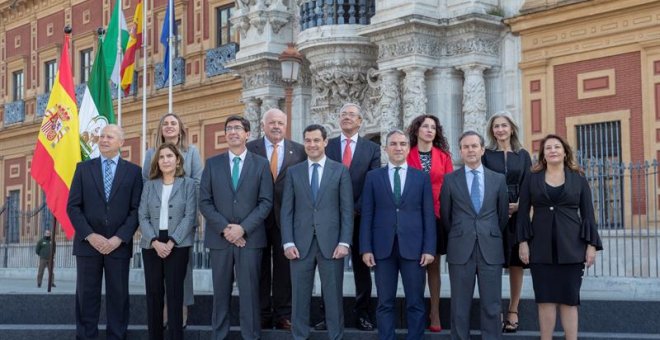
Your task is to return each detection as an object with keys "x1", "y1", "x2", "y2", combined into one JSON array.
[
  {"x1": 440, "y1": 166, "x2": 508, "y2": 340},
  {"x1": 280, "y1": 158, "x2": 353, "y2": 340},
  {"x1": 199, "y1": 151, "x2": 273, "y2": 340}
]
